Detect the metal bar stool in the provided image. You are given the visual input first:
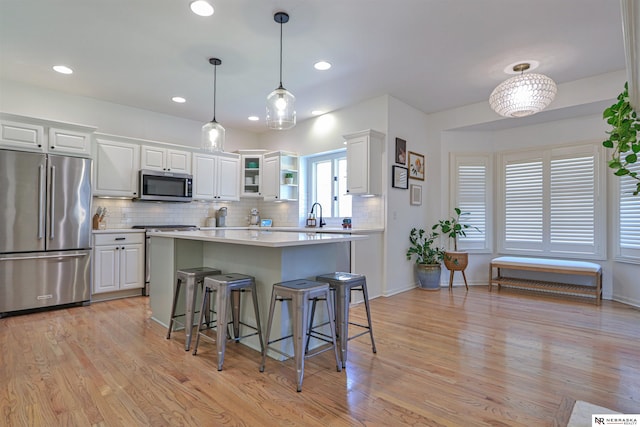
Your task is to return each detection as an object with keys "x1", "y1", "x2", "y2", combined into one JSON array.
[
  {"x1": 192, "y1": 273, "x2": 264, "y2": 371},
  {"x1": 316, "y1": 272, "x2": 377, "y2": 368},
  {"x1": 166, "y1": 267, "x2": 221, "y2": 351},
  {"x1": 260, "y1": 279, "x2": 341, "y2": 392}
]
